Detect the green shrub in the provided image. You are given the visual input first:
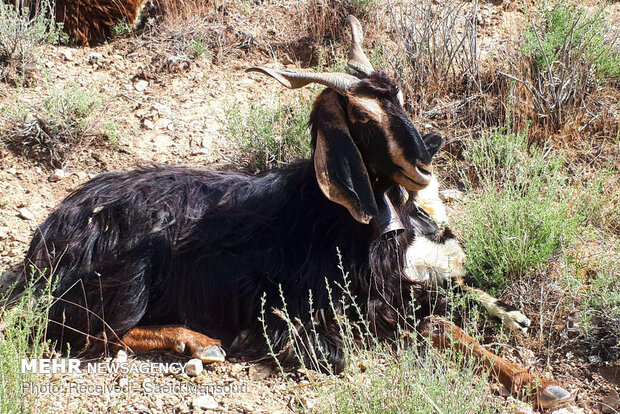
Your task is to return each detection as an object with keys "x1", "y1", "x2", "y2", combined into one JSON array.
[
  {"x1": 189, "y1": 36, "x2": 207, "y2": 58},
  {"x1": 455, "y1": 129, "x2": 580, "y2": 292},
  {"x1": 111, "y1": 20, "x2": 133, "y2": 39},
  {"x1": 104, "y1": 120, "x2": 122, "y2": 145},
  {"x1": 313, "y1": 345, "x2": 492, "y2": 414},
  {"x1": 226, "y1": 94, "x2": 312, "y2": 171},
  {"x1": 523, "y1": 3, "x2": 620, "y2": 81}
]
